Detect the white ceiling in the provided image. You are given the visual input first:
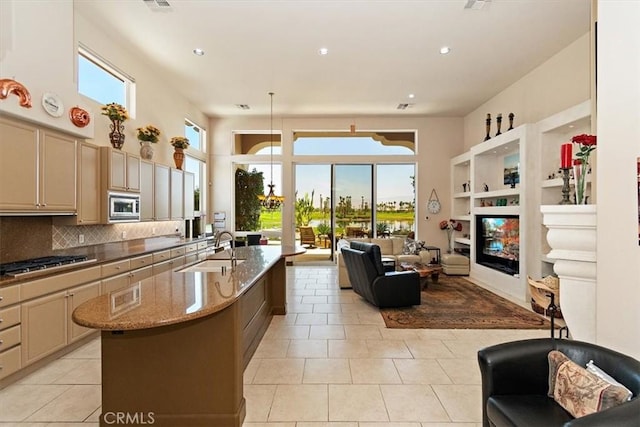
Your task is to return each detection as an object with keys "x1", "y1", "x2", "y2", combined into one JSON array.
[{"x1": 74, "y1": 0, "x2": 591, "y2": 118}]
